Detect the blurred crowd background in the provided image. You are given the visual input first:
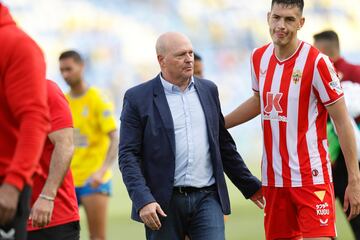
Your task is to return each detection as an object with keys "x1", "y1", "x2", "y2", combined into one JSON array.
[{"x1": 3, "y1": 0, "x2": 360, "y2": 174}]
